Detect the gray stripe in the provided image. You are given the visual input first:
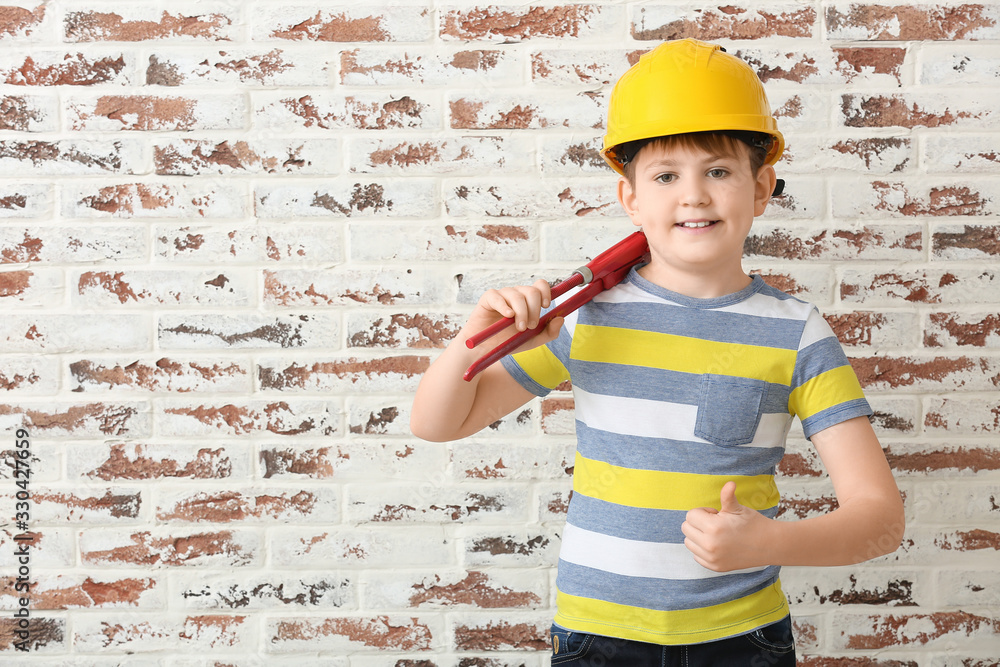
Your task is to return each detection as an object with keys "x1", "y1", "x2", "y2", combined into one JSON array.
[
  {"x1": 557, "y1": 559, "x2": 782, "y2": 612},
  {"x1": 575, "y1": 422, "x2": 786, "y2": 476}
]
